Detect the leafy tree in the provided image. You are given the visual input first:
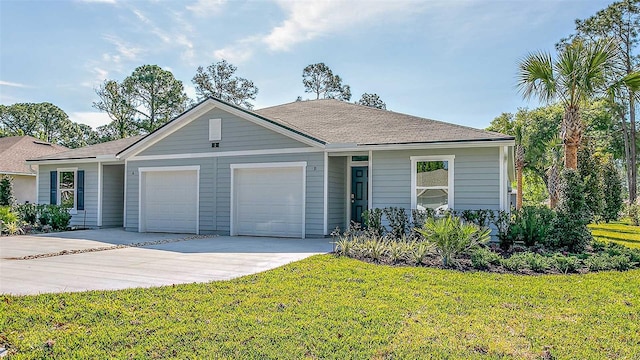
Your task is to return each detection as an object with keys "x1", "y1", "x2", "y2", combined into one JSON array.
[
  {"x1": 124, "y1": 65, "x2": 190, "y2": 133},
  {"x1": 93, "y1": 80, "x2": 138, "y2": 139},
  {"x1": 302, "y1": 63, "x2": 351, "y2": 101},
  {"x1": 577, "y1": 141, "x2": 605, "y2": 221},
  {"x1": 518, "y1": 39, "x2": 616, "y2": 170},
  {"x1": 357, "y1": 93, "x2": 386, "y2": 109},
  {"x1": 0, "y1": 102, "x2": 97, "y2": 148},
  {"x1": 62, "y1": 123, "x2": 100, "y2": 148},
  {"x1": 192, "y1": 60, "x2": 259, "y2": 110},
  {"x1": 0, "y1": 175, "x2": 15, "y2": 206},
  {"x1": 602, "y1": 155, "x2": 624, "y2": 222},
  {"x1": 514, "y1": 123, "x2": 525, "y2": 209},
  {"x1": 548, "y1": 169, "x2": 593, "y2": 252},
  {"x1": 564, "y1": 0, "x2": 640, "y2": 202}
]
